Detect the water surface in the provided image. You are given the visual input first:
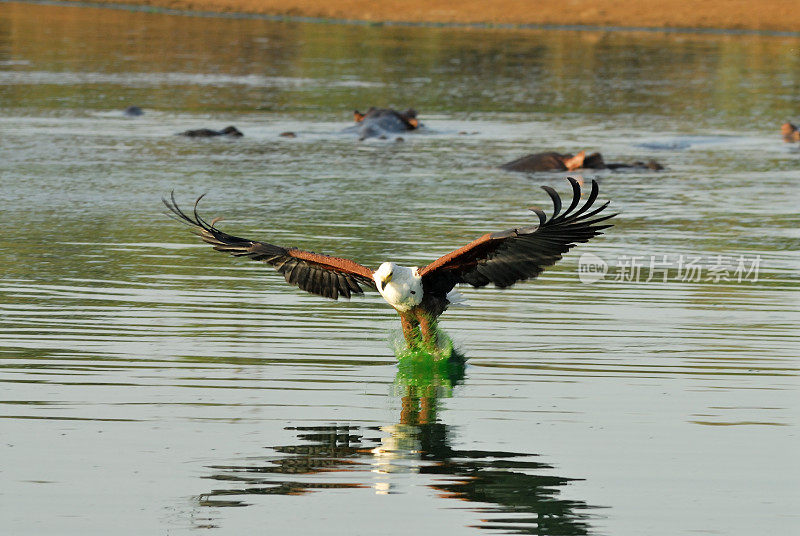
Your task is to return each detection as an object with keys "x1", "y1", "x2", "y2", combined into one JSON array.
[{"x1": 1, "y1": 3, "x2": 798, "y2": 535}]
